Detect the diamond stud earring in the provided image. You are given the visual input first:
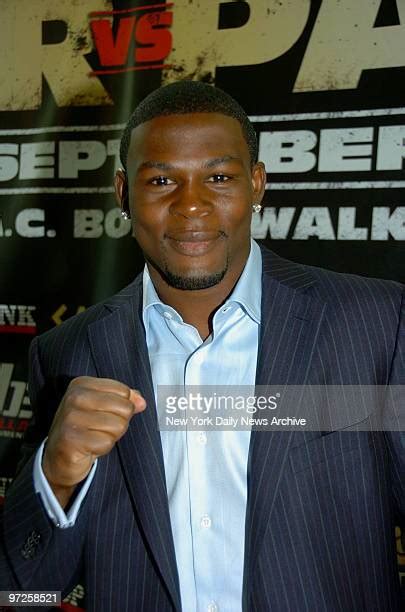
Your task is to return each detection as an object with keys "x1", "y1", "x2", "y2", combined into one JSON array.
[
  {"x1": 252, "y1": 203, "x2": 262, "y2": 213},
  {"x1": 121, "y1": 210, "x2": 130, "y2": 220}
]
